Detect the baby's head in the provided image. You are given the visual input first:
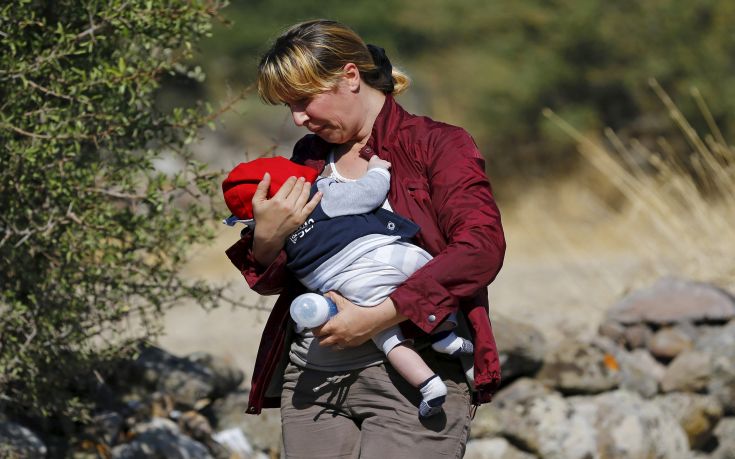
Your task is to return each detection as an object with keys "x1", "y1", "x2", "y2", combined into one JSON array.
[{"x1": 222, "y1": 156, "x2": 318, "y2": 220}]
